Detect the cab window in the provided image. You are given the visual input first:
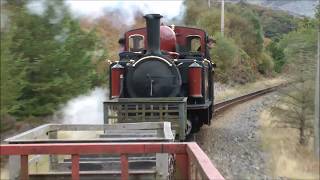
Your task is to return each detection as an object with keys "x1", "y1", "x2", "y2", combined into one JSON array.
[
  {"x1": 129, "y1": 35, "x2": 144, "y2": 52},
  {"x1": 186, "y1": 36, "x2": 201, "y2": 52}
]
